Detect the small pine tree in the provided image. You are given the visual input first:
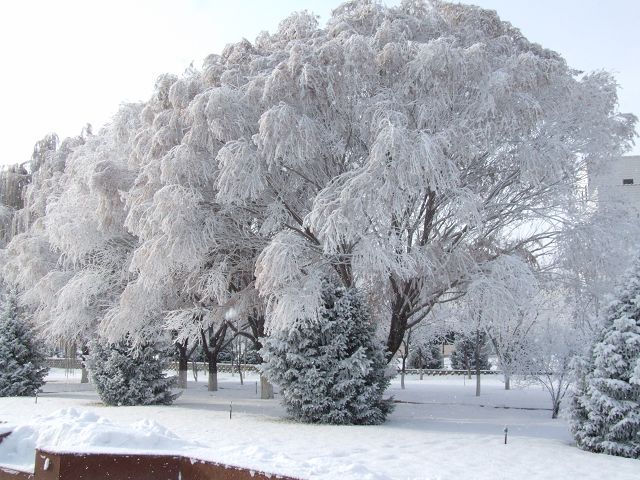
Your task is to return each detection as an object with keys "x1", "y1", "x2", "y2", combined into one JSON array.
[
  {"x1": 569, "y1": 261, "x2": 640, "y2": 458},
  {"x1": 260, "y1": 282, "x2": 393, "y2": 425},
  {"x1": 0, "y1": 293, "x2": 48, "y2": 397},
  {"x1": 450, "y1": 332, "x2": 491, "y2": 371},
  {"x1": 409, "y1": 342, "x2": 443, "y2": 369},
  {"x1": 87, "y1": 339, "x2": 179, "y2": 406}
]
